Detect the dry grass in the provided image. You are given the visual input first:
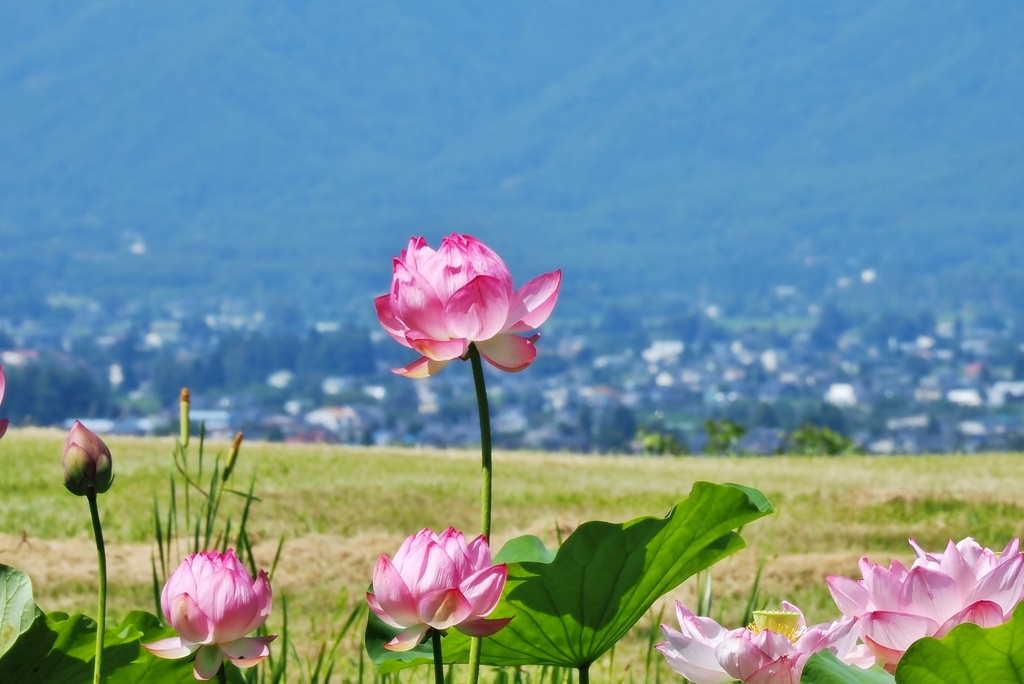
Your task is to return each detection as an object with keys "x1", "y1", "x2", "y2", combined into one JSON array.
[{"x1": 2, "y1": 428, "x2": 1022, "y2": 679}]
